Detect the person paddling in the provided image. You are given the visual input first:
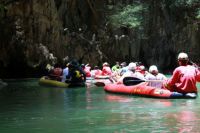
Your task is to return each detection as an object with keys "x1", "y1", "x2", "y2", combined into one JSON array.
[
  {"x1": 101, "y1": 62, "x2": 112, "y2": 76},
  {"x1": 116, "y1": 62, "x2": 144, "y2": 84},
  {"x1": 163, "y1": 52, "x2": 200, "y2": 94},
  {"x1": 145, "y1": 65, "x2": 167, "y2": 88}
]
